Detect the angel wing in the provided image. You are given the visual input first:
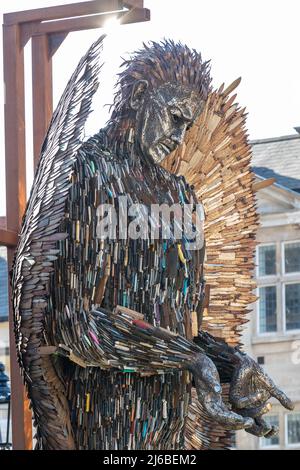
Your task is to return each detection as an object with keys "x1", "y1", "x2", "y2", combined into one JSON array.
[
  {"x1": 162, "y1": 79, "x2": 259, "y2": 449},
  {"x1": 12, "y1": 35, "x2": 105, "y2": 449}
]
